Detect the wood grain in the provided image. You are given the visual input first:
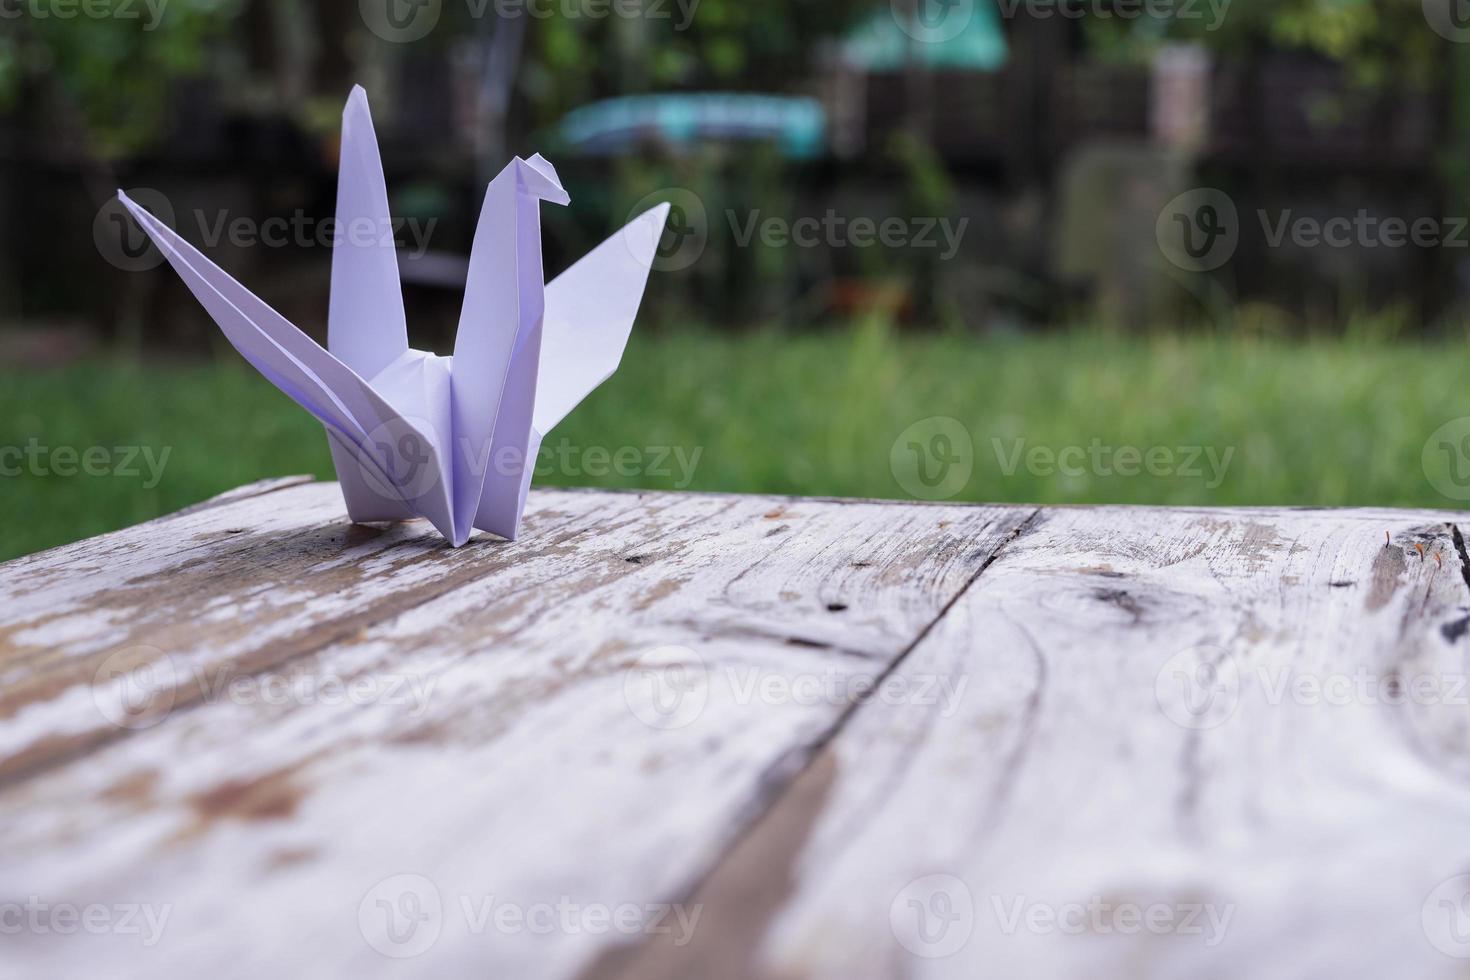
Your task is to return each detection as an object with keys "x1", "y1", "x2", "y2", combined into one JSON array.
[
  {"x1": 0, "y1": 480, "x2": 642, "y2": 782},
  {"x1": 606, "y1": 506, "x2": 1470, "y2": 980},
  {"x1": 0, "y1": 481, "x2": 1032, "y2": 977}
]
